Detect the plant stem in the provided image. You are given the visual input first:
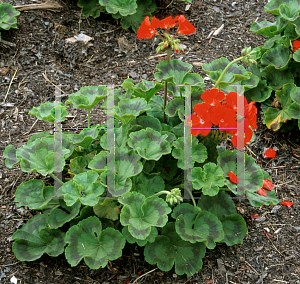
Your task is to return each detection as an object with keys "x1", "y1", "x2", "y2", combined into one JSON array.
[
  {"x1": 50, "y1": 173, "x2": 64, "y2": 185},
  {"x1": 152, "y1": 190, "x2": 170, "y2": 197},
  {"x1": 163, "y1": 47, "x2": 172, "y2": 123},
  {"x1": 213, "y1": 56, "x2": 243, "y2": 89},
  {"x1": 185, "y1": 186, "x2": 199, "y2": 210},
  {"x1": 88, "y1": 109, "x2": 91, "y2": 128}
]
